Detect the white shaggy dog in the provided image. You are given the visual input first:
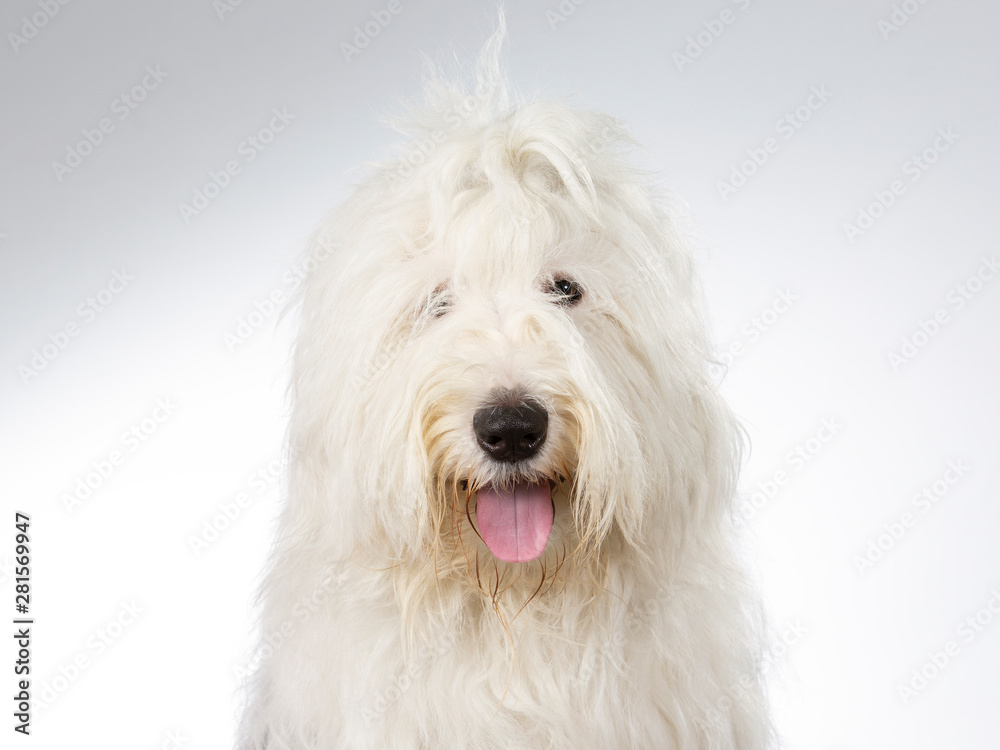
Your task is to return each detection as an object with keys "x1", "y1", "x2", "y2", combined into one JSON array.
[{"x1": 240, "y1": 24, "x2": 771, "y2": 750}]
